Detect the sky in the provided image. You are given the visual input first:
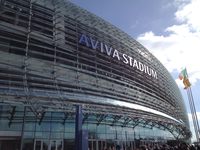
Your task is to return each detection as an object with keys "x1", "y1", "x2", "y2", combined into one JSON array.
[{"x1": 70, "y1": 0, "x2": 200, "y2": 142}]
